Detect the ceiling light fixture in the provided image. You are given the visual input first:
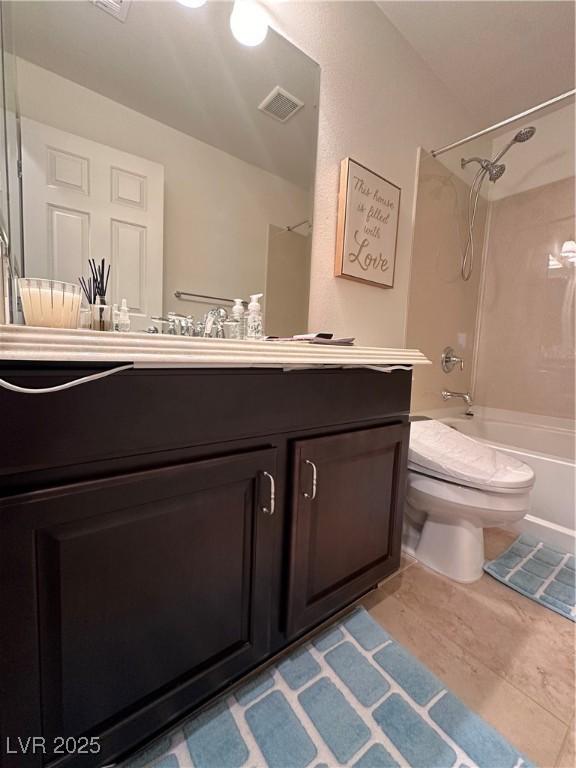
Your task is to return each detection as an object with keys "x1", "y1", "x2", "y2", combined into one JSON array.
[
  {"x1": 230, "y1": 0, "x2": 268, "y2": 47},
  {"x1": 178, "y1": 0, "x2": 207, "y2": 8}
]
